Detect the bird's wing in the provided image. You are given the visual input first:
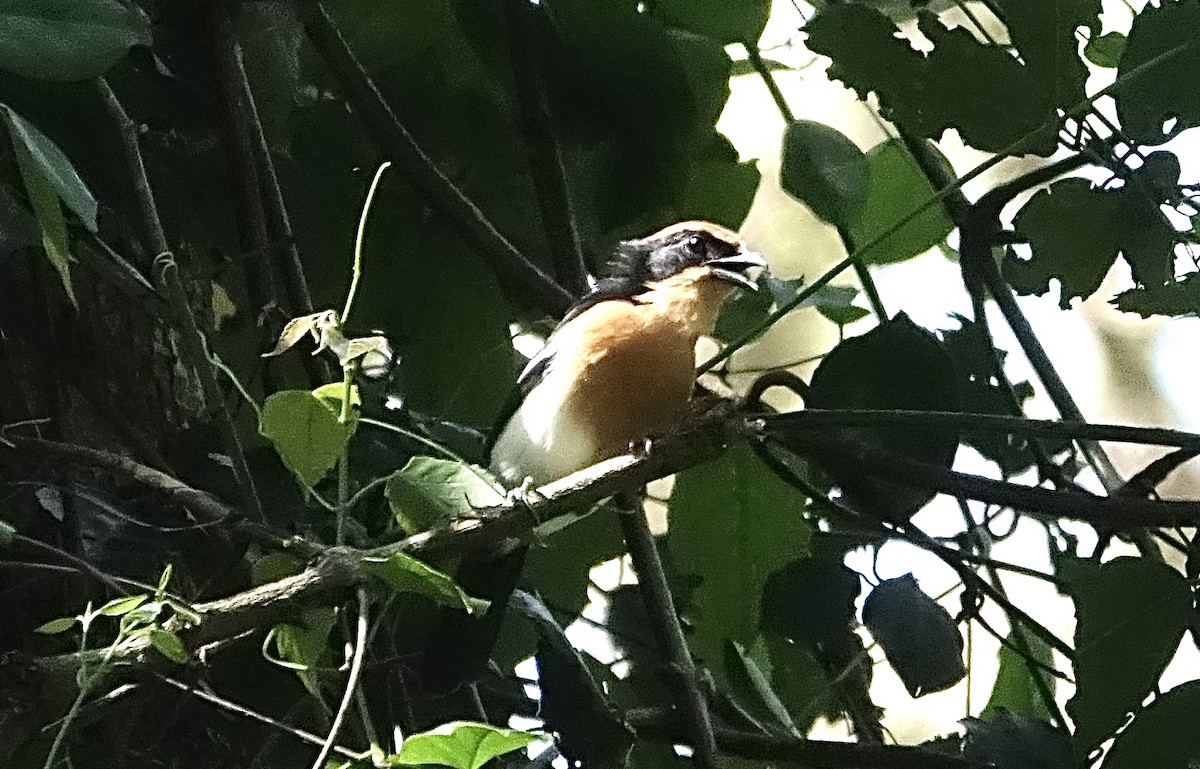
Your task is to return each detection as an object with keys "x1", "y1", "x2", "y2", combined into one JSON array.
[
  {"x1": 487, "y1": 283, "x2": 647, "y2": 453},
  {"x1": 517, "y1": 283, "x2": 648, "y2": 395}
]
